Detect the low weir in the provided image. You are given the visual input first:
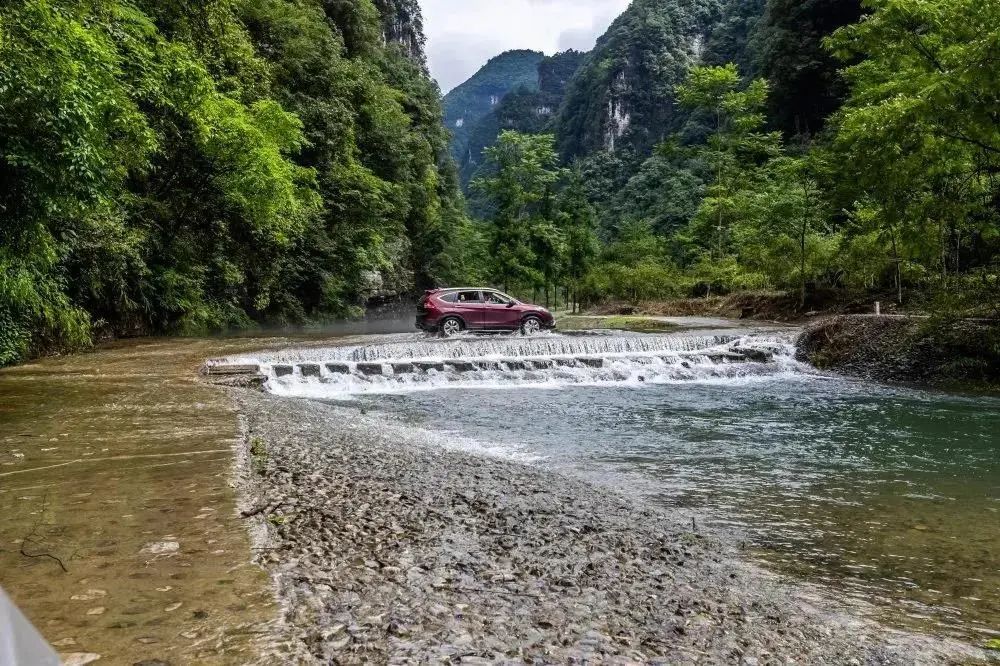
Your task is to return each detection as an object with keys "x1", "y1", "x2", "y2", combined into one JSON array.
[{"x1": 206, "y1": 330, "x2": 808, "y2": 397}]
